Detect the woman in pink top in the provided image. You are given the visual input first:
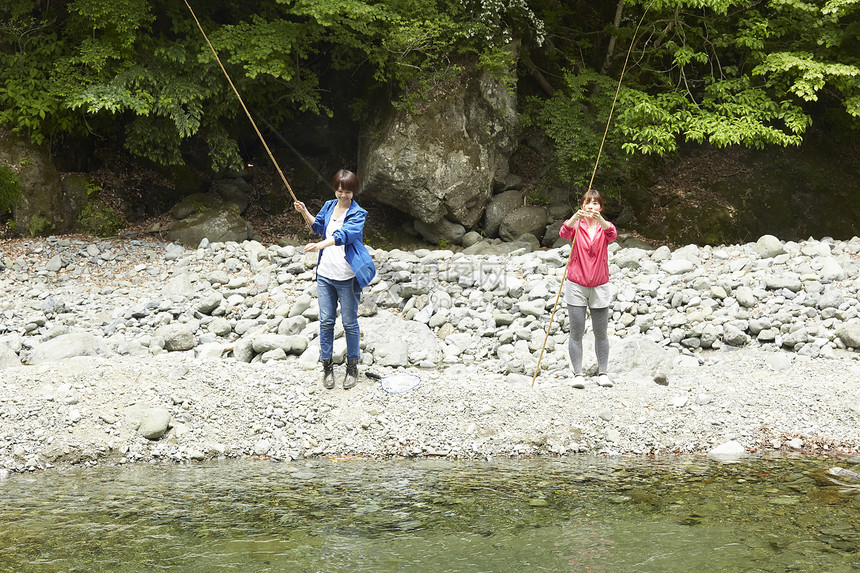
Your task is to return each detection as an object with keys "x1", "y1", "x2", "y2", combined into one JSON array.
[{"x1": 558, "y1": 188, "x2": 617, "y2": 389}]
